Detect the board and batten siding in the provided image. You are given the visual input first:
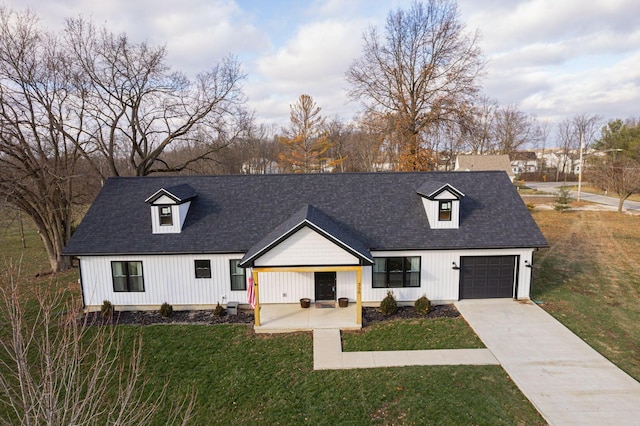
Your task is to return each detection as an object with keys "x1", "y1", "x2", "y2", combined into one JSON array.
[
  {"x1": 368, "y1": 248, "x2": 534, "y2": 303},
  {"x1": 254, "y1": 226, "x2": 359, "y2": 267},
  {"x1": 79, "y1": 253, "x2": 246, "y2": 310},
  {"x1": 79, "y1": 248, "x2": 535, "y2": 310}
]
